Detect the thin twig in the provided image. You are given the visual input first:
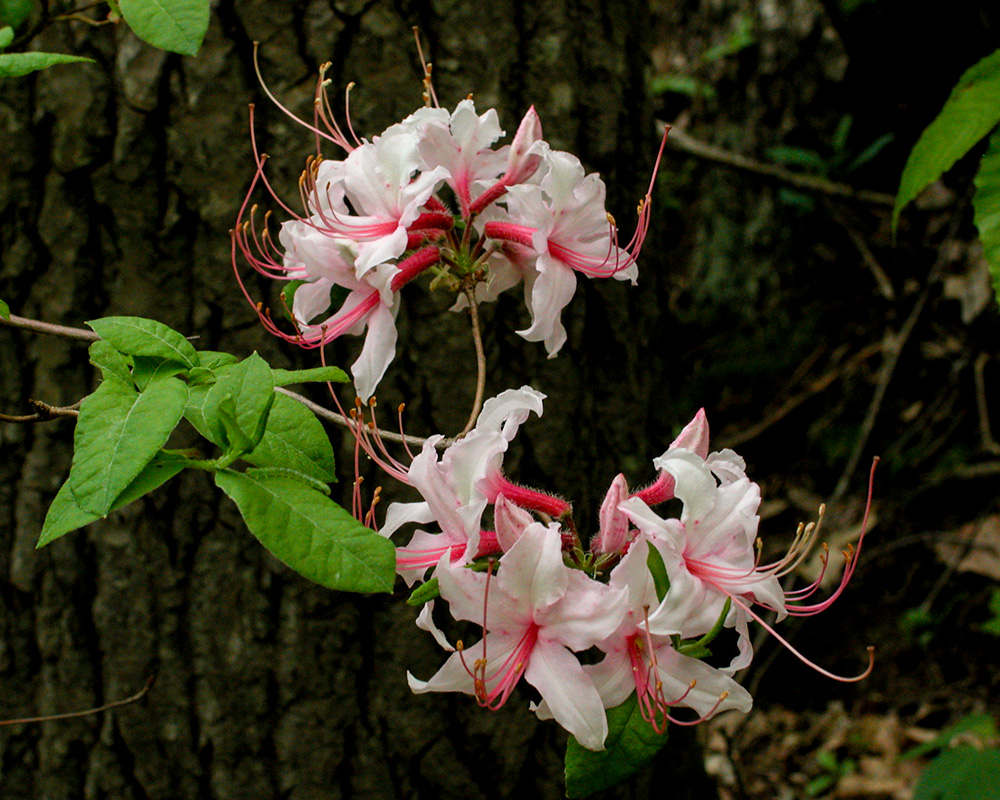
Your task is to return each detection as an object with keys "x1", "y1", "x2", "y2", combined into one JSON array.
[
  {"x1": 457, "y1": 285, "x2": 487, "y2": 438},
  {"x1": 275, "y1": 387, "x2": 437, "y2": 448},
  {"x1": 1, "y1": 313, "x2": 99, "y2": 342},
  {"x1": 0, "y1": 399, "x2": 81, "y2": 423},
  {"x1": 718, "y1": 342, "x2": 882, "y2": 450},
  {"x1": 831, "y1": 192, "x2": 971, "y2": 501},
  {"x1": 1, "y1": 311, "x2": 440, "y2": 448},
  {"x1": 974, "y1": 352, "x2": 1000, "y2": 455},
  {"x1": 0, "y1": 675, "x2": 154, "y2": 726},
  {"x1": 662, "y1": 126, "x2": 897, "y2": 208},
  {"x1": 838, "y1": 217, "x2": 896, "y2": 300}
]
